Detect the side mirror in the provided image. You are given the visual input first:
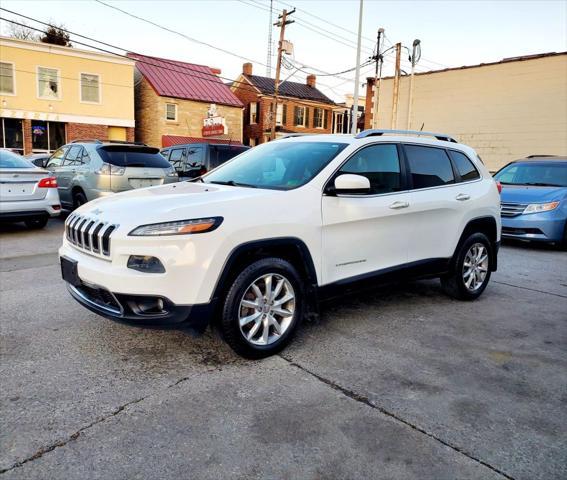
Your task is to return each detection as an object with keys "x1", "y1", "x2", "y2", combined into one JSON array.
[{"x1": 332, "y1": 174, "x2": 370, "y2": 195}]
